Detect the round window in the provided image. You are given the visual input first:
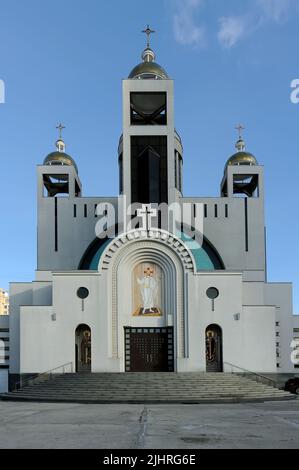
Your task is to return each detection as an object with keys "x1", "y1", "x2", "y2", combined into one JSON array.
[
  {"x1": 206, "y1": 287, "x2": 219, "y2": 300},
  {"x1": 77, "y1": 287, "x2": 89, "y2": 299}
]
